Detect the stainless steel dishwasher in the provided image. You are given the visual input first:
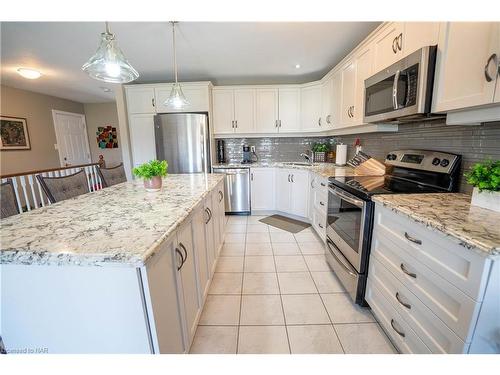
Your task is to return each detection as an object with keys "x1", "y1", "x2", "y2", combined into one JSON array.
[{"x1": 213, "y1": 168, "x2": 250, "y2": 214}]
